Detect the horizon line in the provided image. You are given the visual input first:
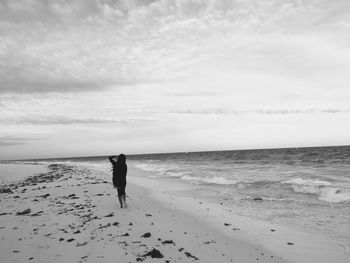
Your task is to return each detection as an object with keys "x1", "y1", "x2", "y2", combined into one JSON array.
[{"x1": 4, "y1": 143, "x2": 350, "y2": 162}]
